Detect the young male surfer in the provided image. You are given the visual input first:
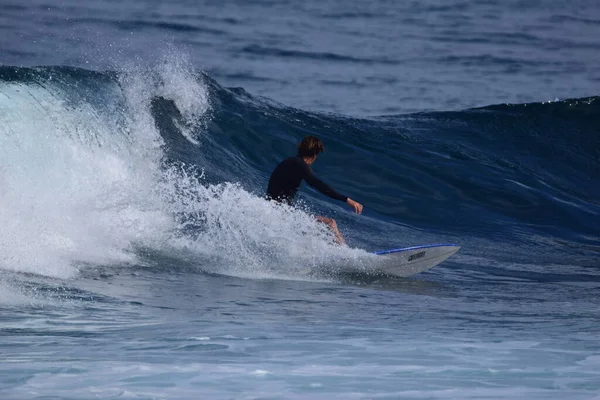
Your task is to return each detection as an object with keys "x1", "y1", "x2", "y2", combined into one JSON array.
[{"x1": 266, "y1": 136, "x2": 363, "y2": 245}]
